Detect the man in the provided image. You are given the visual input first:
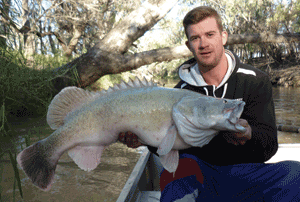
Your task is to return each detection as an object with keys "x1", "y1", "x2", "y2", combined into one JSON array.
[{"x1": 119, "y1": 6, "x2": 300, "y2": 201}]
